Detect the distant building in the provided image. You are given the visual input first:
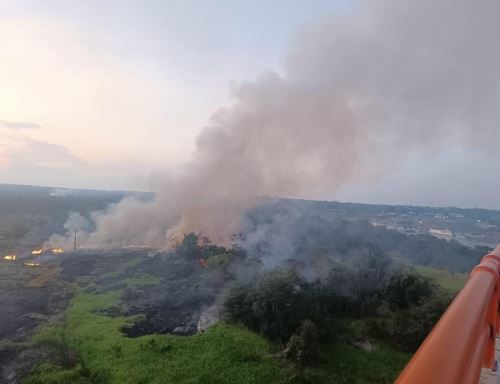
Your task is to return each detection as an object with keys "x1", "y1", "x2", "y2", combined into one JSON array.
[{"x1": 429, "y1": 228, "x2": 453, "y2": 240}]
